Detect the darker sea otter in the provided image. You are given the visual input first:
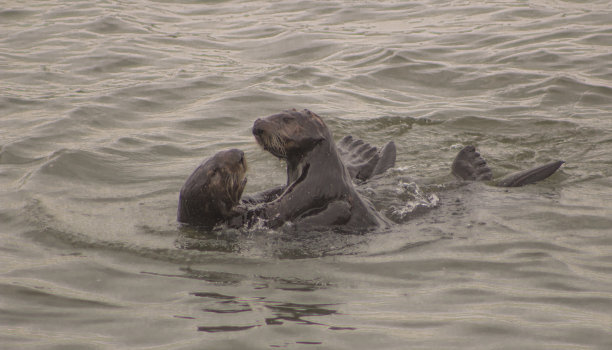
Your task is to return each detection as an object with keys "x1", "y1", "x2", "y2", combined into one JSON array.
[{"x1": 177, "y1": 149, "x2": 247, "y2": 228}]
